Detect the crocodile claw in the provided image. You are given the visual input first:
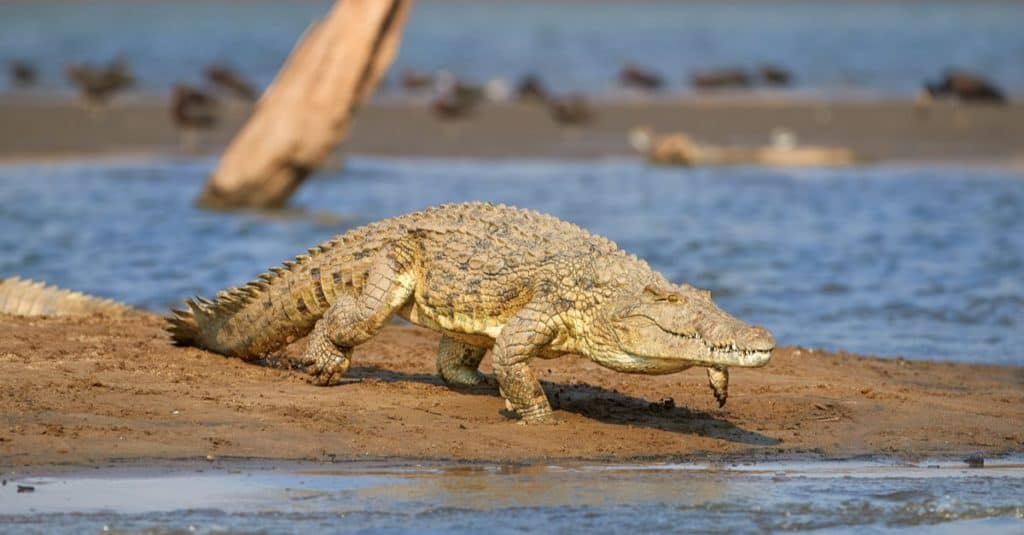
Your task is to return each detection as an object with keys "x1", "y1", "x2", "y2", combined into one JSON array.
[
  {"x1": 707, "y1": 366, "x2": 729, "y2": 408},
  {"x1": 306, "y1": 354, "x2": 350, "y2": 386}
]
